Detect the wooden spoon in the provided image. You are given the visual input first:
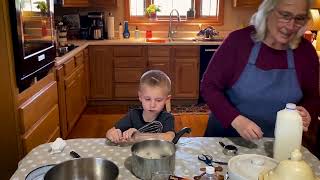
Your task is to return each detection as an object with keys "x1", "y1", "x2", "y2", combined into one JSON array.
[{"x1": 193, "y1": 172, "x2": 206, "y2": 180}]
